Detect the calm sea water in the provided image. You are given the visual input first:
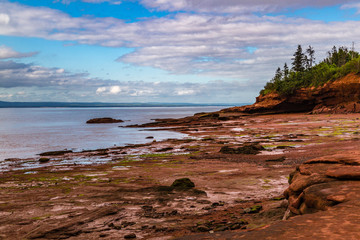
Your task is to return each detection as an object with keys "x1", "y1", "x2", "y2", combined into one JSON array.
[{"x1": 0, "y1": 106, "x2": 224, "y2": 161}]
